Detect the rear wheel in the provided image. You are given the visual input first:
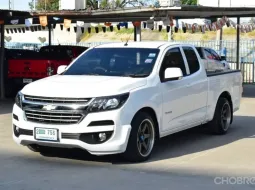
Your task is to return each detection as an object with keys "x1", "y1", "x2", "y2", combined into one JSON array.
[
  {"x1": 123, "y1": 112, "x2": 156, "y2": 162},
  {"x1": 208, "y1": 97, "x2": 232, "y2": 135}
]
